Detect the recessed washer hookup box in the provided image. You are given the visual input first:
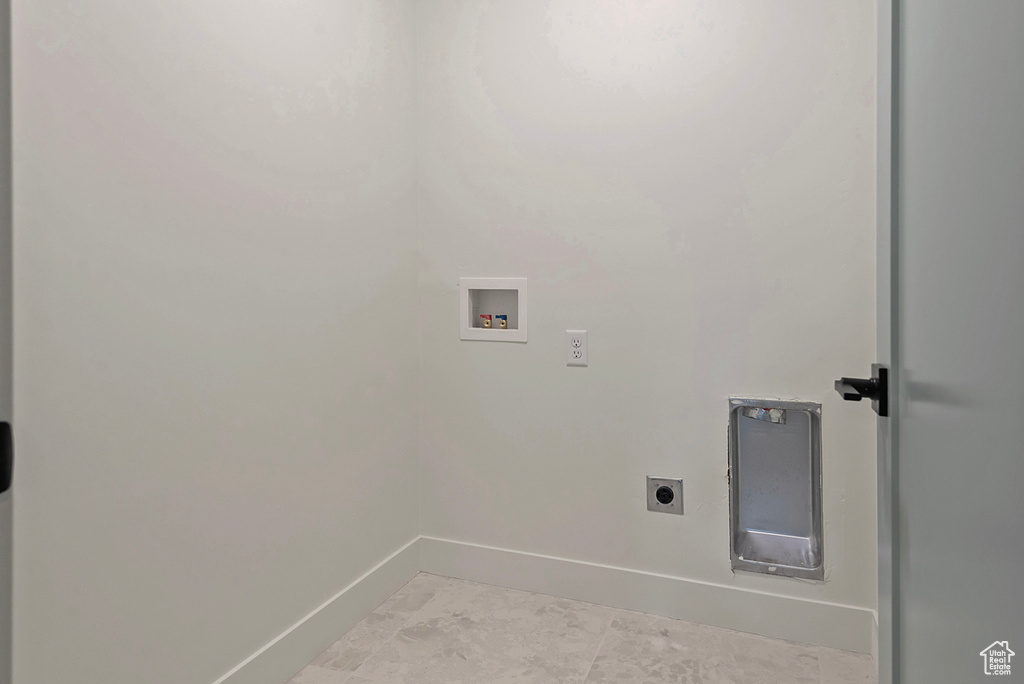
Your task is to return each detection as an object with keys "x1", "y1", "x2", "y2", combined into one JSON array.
[{"x1": 728, "y1": 397, "x2": 824, "y2": 581}]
